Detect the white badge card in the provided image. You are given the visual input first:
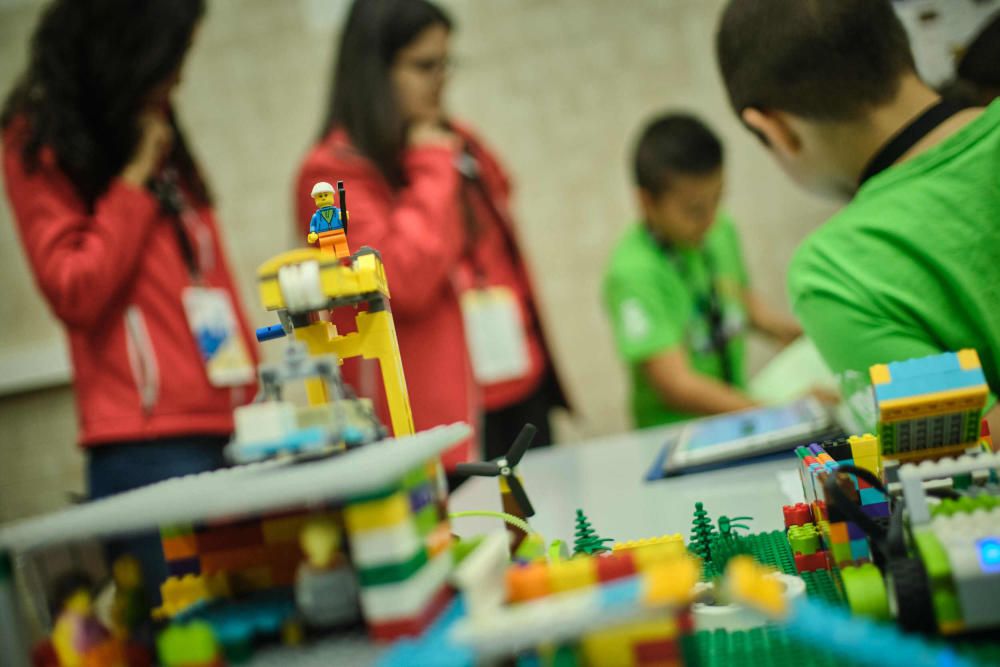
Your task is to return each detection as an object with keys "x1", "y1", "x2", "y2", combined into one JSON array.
[
  {"x1": 460, "y1": 287, "x2": 531, "y2": 385},
  {"x1": 182, "y1": 287, "x2": 256, "y2": 387}
]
